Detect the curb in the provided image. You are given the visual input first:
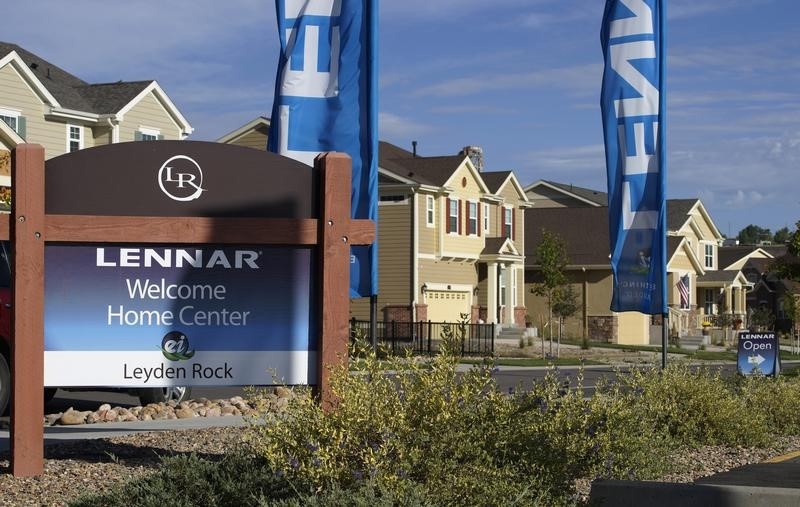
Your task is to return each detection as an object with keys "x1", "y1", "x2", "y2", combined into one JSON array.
[{"x1": 589, "y1": 480, "x2": 800, "y2": 507}]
